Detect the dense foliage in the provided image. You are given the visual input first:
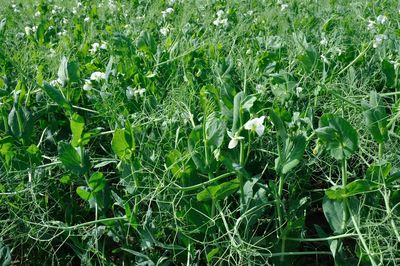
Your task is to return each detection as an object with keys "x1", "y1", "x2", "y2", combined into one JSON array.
[{"x1": 0, "y1": 0, "x2": 399, "y2": 265}]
